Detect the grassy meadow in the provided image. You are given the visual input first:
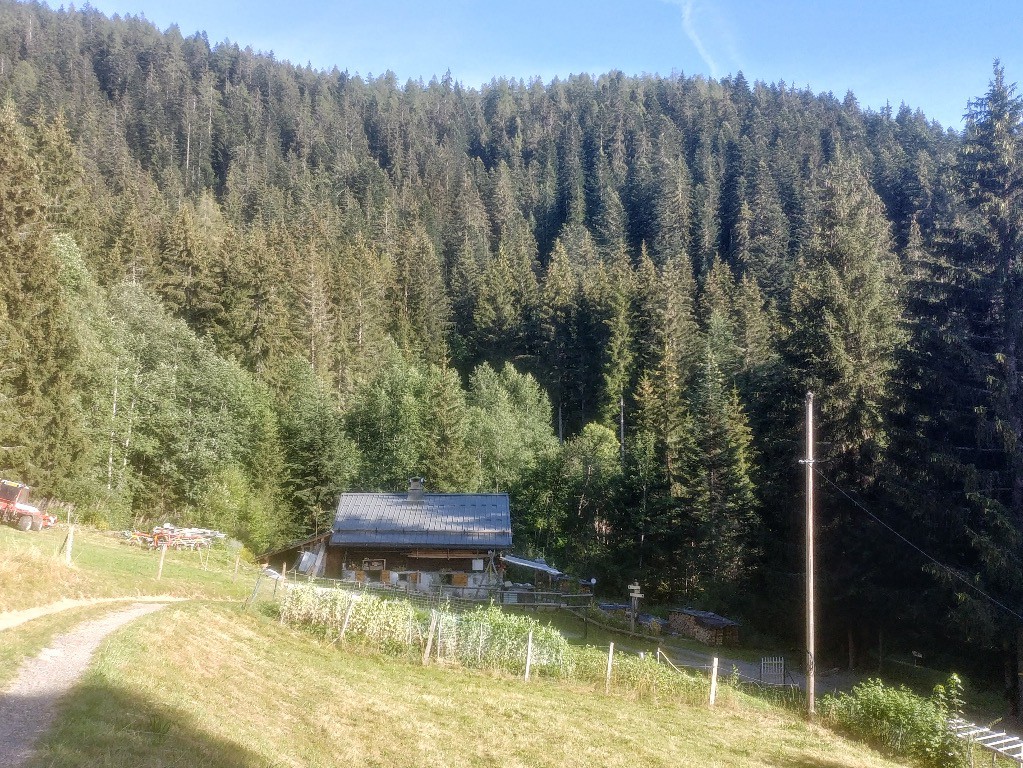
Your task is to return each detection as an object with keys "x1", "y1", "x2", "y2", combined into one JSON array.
[
  {"x1": 0, "y1": 523, "x2": 263, "y2": 691},
  {"x1": 0, "y1": 524, "x2": 258, "y2": 613},
  {"x1": 22, "y1": 601, "x2": 912, "y2": 768},
  {"x1": 4, "y1": 523, "x2": 1012, "y2": 767}
]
